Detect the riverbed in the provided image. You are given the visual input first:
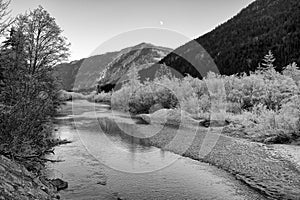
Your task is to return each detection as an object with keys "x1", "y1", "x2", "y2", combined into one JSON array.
[{"x1": 46, "y1": 100, "x2": 265, "y2": 200}]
